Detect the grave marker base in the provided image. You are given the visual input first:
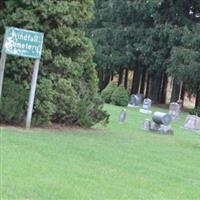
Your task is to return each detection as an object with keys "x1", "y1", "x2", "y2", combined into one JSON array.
[{"x1": 140, "y1": 109, "x2": 152, "y2": 114}]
